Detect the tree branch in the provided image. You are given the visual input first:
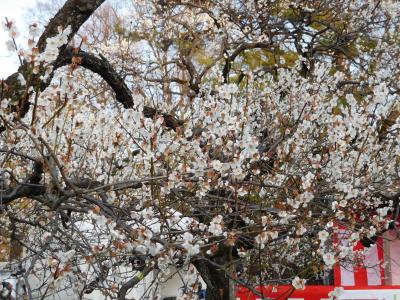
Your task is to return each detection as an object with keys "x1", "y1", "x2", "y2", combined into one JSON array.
[
  {"x1": 117, "y1": 266, "x2": 153, "y2": 300},
  {"x1": 142, "y1": 106, "x2": 184, "y2": 131},
  {"x1": 37, "y1": 0, "x2": 106, "y2": 52},
  {"x1": 0, "y1": 160, "x2": 45, "y2": 204},
  {"x1": 54, "y1": 47, "x2": 134, "y2": 108},
  {"x1": 55, "y1": 47, "x2": 184, "y2": 129},
  {"x1": 1, "y1": 0, "x2": 106, "y2": 127}
]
